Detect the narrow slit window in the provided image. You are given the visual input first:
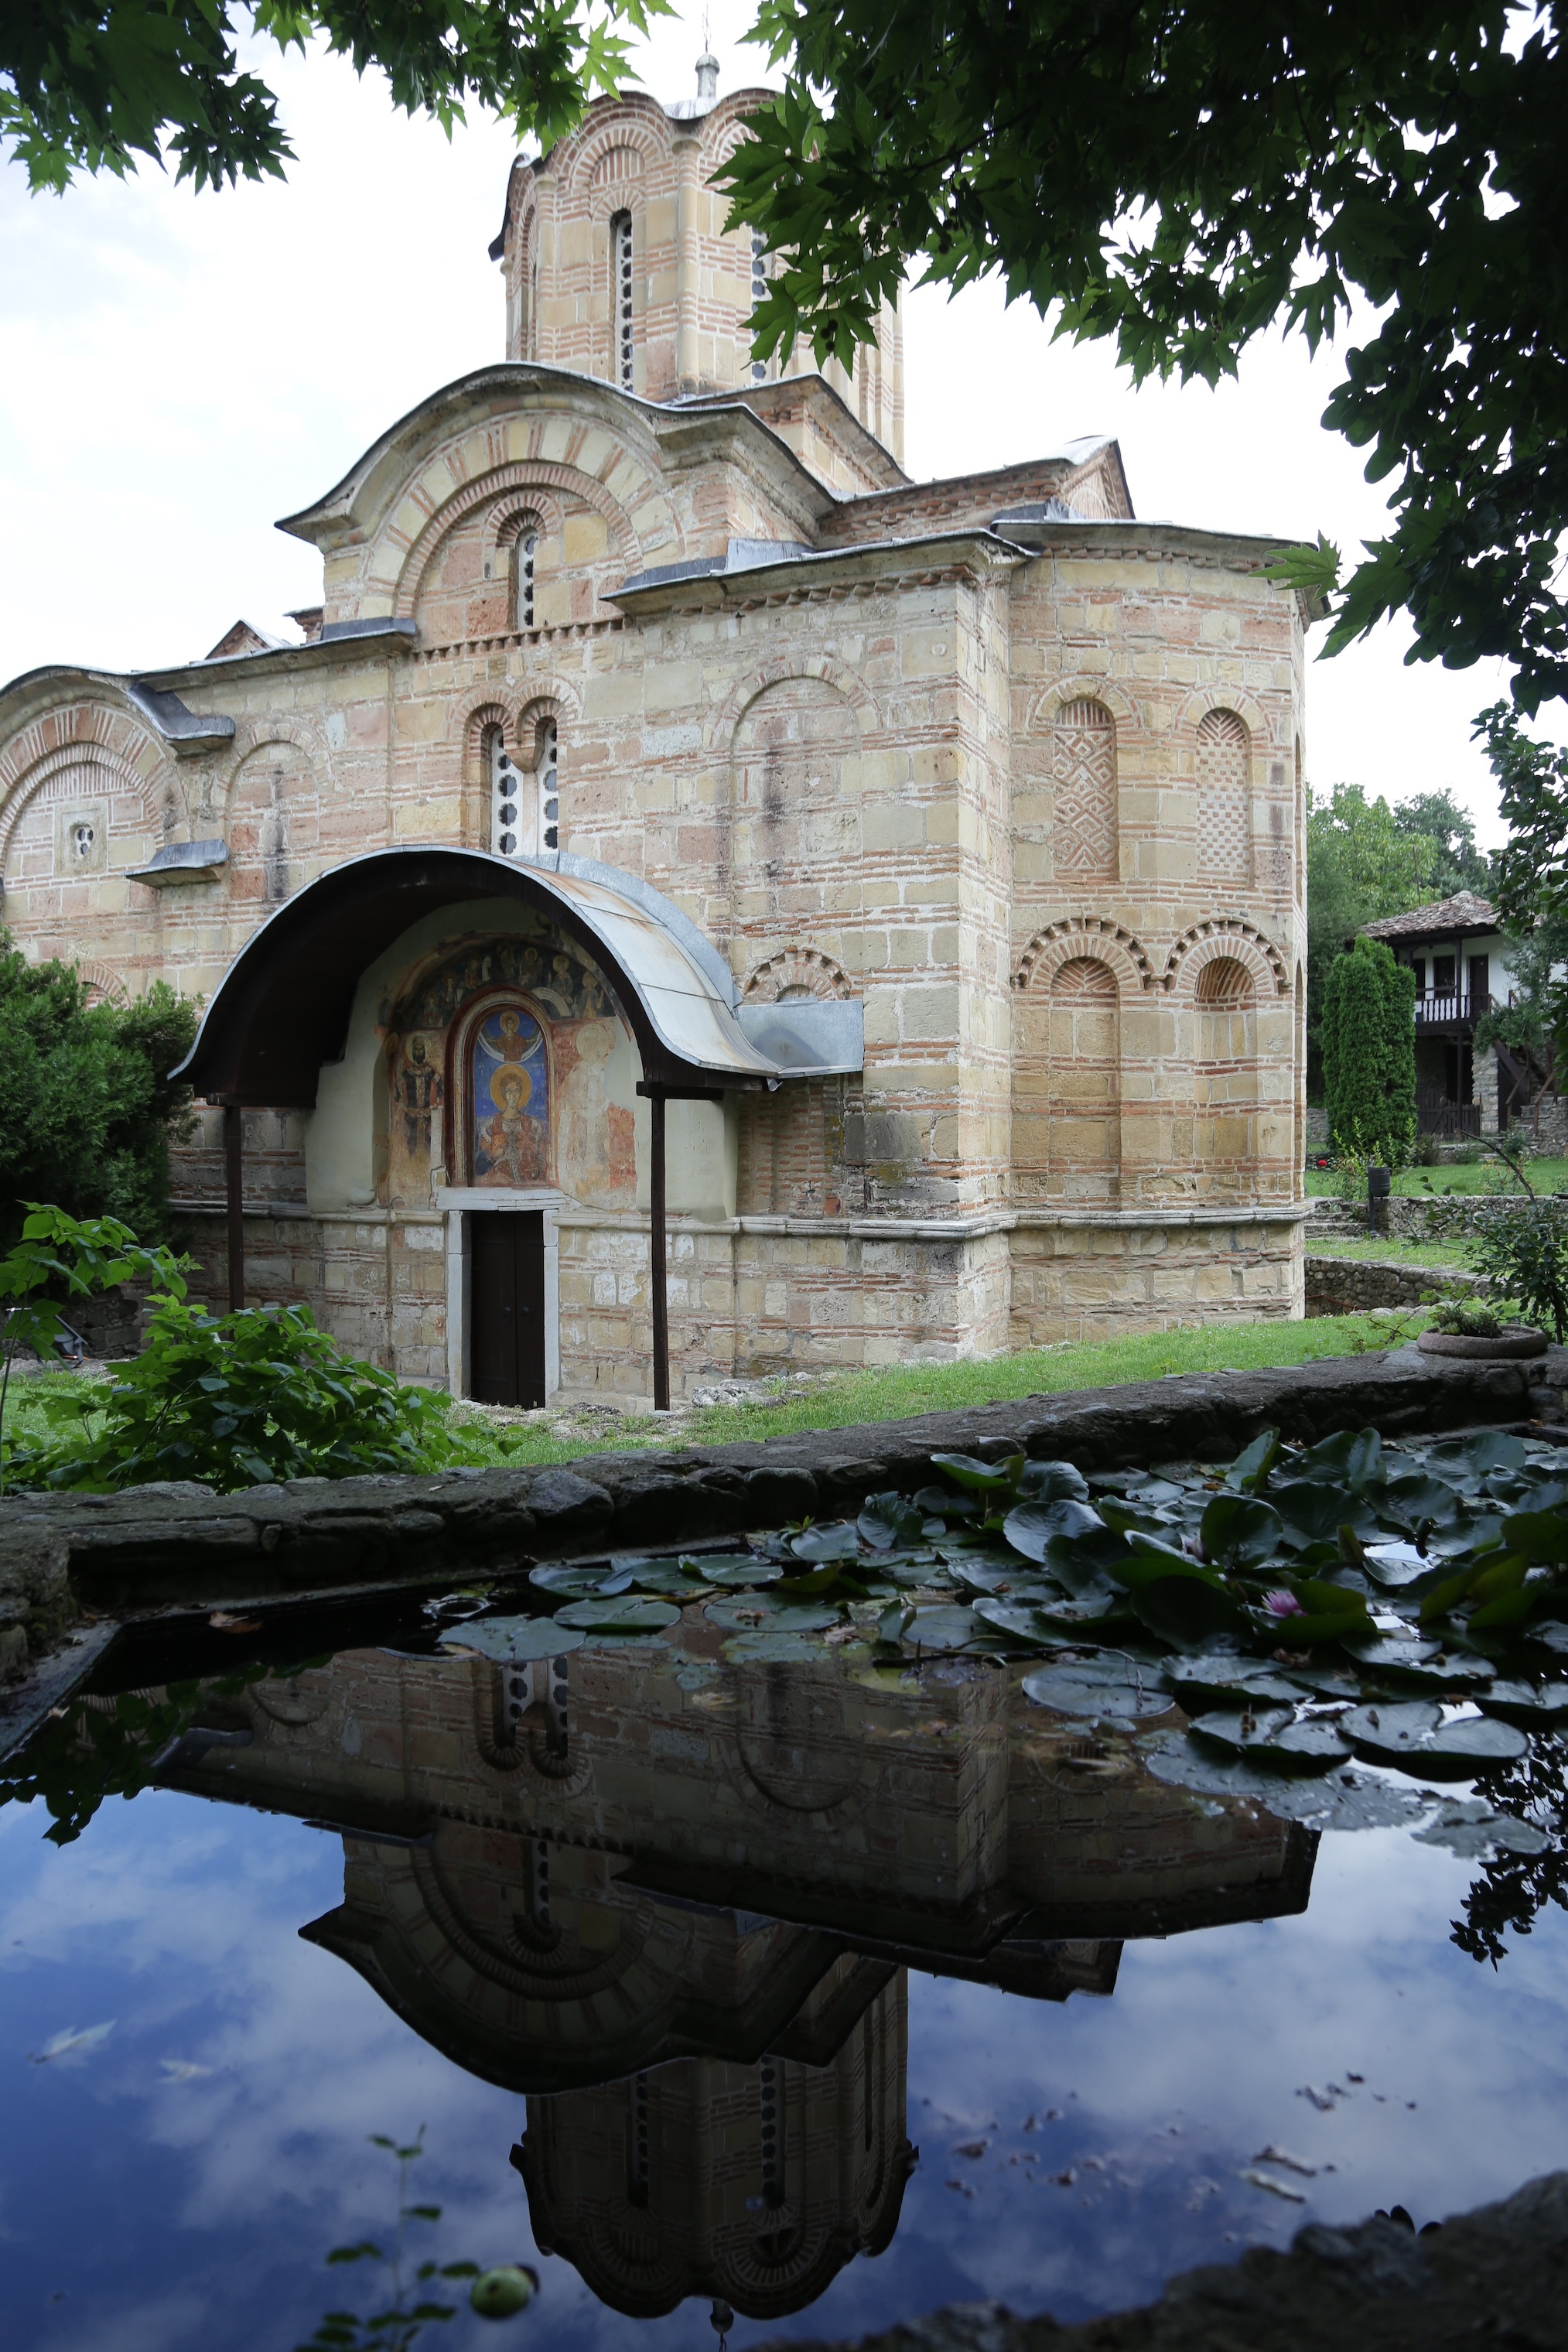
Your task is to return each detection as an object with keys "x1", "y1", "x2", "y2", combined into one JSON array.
[
  {"x1": 750, "y1": 230, "x2": 767, "y2": 383},
  {"x1": 612, "y1": 210, "x2": 634, "y2": 391},
  {"x1": 512, "y1": 524, "x2": 537, "y2": 630},
  {"x1": 537, "y1": 717, "x2": 559, "y2": 852}
]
